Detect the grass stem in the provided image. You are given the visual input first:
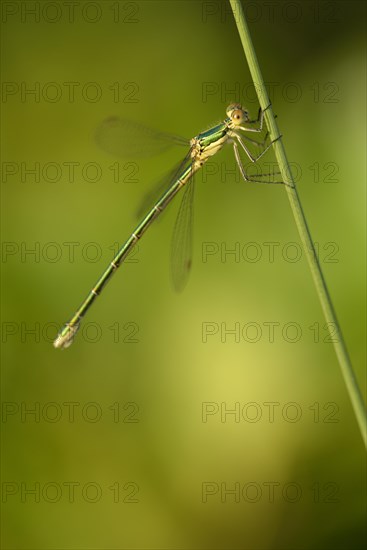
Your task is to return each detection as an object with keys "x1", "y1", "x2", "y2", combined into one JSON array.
[{"x1": 229, "y1": 0, "x2": 366, "y2": 447}]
